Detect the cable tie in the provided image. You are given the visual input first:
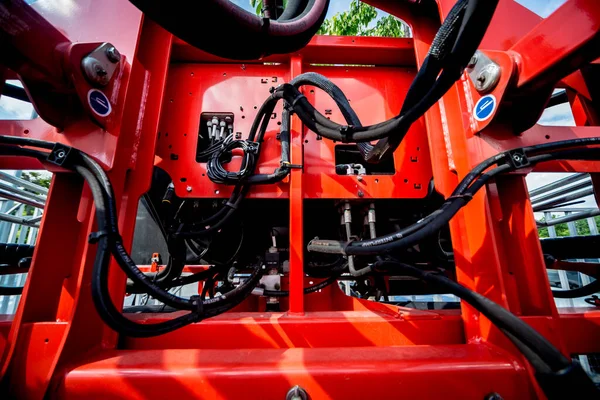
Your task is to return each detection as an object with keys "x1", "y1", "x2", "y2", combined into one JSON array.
[
  {"x1": 88, "y1": 230, "x2": 122, "y2": 244},
  {"x1": 189, "y1": 295, "x2": 204, "y2": 314},
  {"x1": 246, "y1": 142, "x2": 260, "y2": 154},
  {"x1": 47, "y1": 143, "x2": 76, "y2": 167},
  {"x1": 225, "y1": 200, "x2": 238, "y2": 210},
  {"x1": 448, "y1": 193, "x2": 474, "y2": 201},
  {"x1": 280, "y1": 161, "x2": 302, "y2": 169},
  {"x1": 339, "y1": 125, "x2": 354, "y2": 143},
  {"x1": 291, "y1": 94, "x2": 306, "y2": 108},
  {"x1": 506, "y1": 149, "x2": 530, "y2": 169}
]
